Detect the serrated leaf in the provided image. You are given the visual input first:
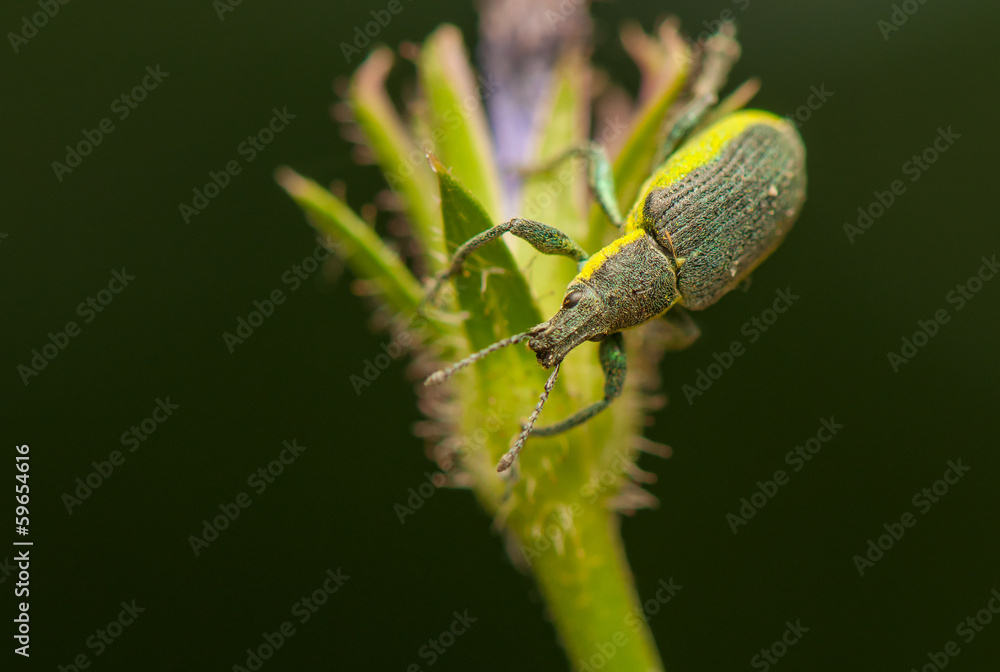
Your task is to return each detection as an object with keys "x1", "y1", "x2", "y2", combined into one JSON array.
[
  {"x1": 349, "y1": 48, "x2": 443, "y2": 264},
  {"x1": 276, "y1": 168, "x2": 433, "y2": 331},
  {"x1": 430, "y1": 153, "x2": 541, "y2": 353},
  {"x1": 419, "y1": 25, "x2": 504, "y2": 224}
]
